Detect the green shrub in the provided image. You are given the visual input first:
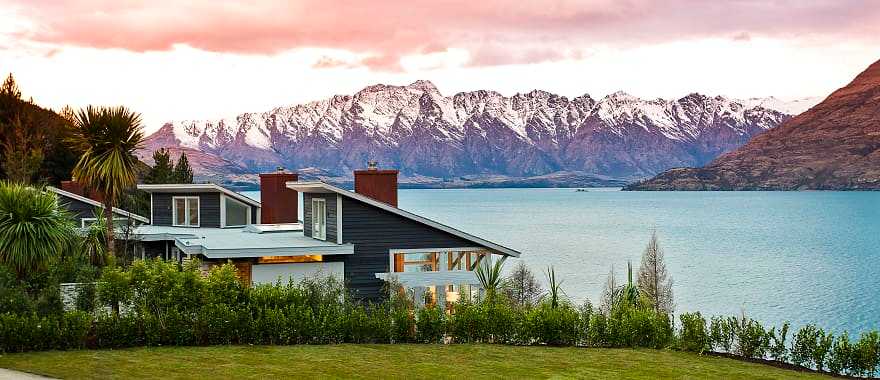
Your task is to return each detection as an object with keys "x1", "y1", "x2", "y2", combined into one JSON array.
[
  {"x1": 767, "y1": 322, "x2": 790, "y2": 362},
  {"x1": 791, "y1": 324, "x2": 818, "y2": 367},
  {"x1": 709, "y1": 315, "x2": 735, "y2": 353},
  {"x1": 484, "y1": 300, "x2": 520, "y2": 344},
  {"x1": 416, "y1": 306, "x2": 445, "y2": 343},
  {"x1": 730, "y1": 314, "x2": 770, "y2": 359},
  {"x1": 586, "y1": 313, "x2": 609, "y2": 347},
  {"x1": 59, "y1": 311, "x2": 91, "y2": 349},
  {"x1": 203, "y1": 263, "x2": 247, "y2": 307},
  {"x1": 0, "y1": 311, "x2": 91, "y2": 352},
  {"x1": 678, "y1": 312, "x2": 710, "y2": 353},
  {"x1": 828, "y1": 331, "x2": 853, "y2": 375},
  {"x1": 96, "y1": 266, "x2": 131, "y2": 315},
  {"x1": 853, "y1": 330, "x2": 880, "y2": 377},
  {"x1": 814, "y1": 328, "x2": 834, "y2": 372},
  {"x1": 0, "y1": 267, "x2": 32, "y2": 314},
  {"x1": 194, "y1": 303, "x2": 238, "y2": 345},
  {"x1": 601, "y1": 305, "x2": 672, "y2": 349},
  {"x1": 524, "y1": 302, "x2": 581, "y2": 346},
  {"x1": 448, "y1": 301, "x2": 489, "y2": 343},
  {"x1": 75, "y1": 282, "x2": 97, "y2": 312}
]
